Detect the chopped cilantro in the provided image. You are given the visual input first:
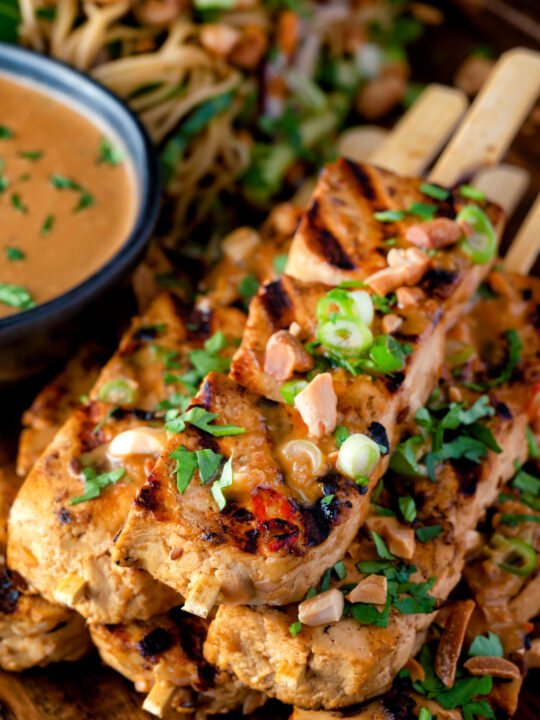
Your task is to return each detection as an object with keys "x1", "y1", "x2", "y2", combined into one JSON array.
[
  {"x1": 170, "y1": 446, "x2": 198, "y2": 494},
  {"x1": 500, "y1": 513, "x2": 540, "y2": 527},
  {"x1": 98, "y1": 137, "x2": 124, "y2": 166},
  {"x1": 238, "y1": 274, "x2": 259, "y2": 301},
  {"x1": 372, "y1": 292, "x2": 396, "y2": 314},
  {"x1": 408, "y1": 201, "x2": 437, "y2": 220},
  {"x1": 197, "y1": 448, "x2": 224, "y2": 484},
  {"x1": 527, "y1": 426, "x2": 540, "y2": 459},
  {"x1": 41, "y1": 214, "x2": 54, "y2": 236},
  {"x1": 35, "y1": 5, "x2": 56, "y2": 19},
  {"x1": 10, "y1": 193, "x2": 27, "y2": 213},
  {"x1": 289, "y1": 620, "x2": 302, "y2": 637},
  {"x1": 70, "y1": 466, "x2": 125, "y2": 505},
  {"x1": 333, "y1": 560, "x2": 346, "y2": 580},
  {"x1": 333, "y1": 425, "x2": 349, "y2": 448},
  {"x1": 18, "y1": 150, "x2": 43, "y2": 160},
  {"x1": 0, "y1": 126, "x2": 13, "y2": 139},
  {"x1": 371, "y1": 530, "x2": 395, "y2": 560},
  {"x1": 398, "y1": 495, "x2": 417, "y2": 522},
  {"x1": 469, "y1": 631, "x2": 503, "y2": 658},
  {"x1": 50, "y1": 174, "x2": 82, "y2": 190},
  {"x1": 5, "y1": 246, "x2": 25, "y2": 261},
  {"x1": 415, "y1": 525, "x2": 443, "y2": 542},
  {"x1": 321, "y1": 494, "x2": 334, "y2": 506},
  {"x1": 0, "y1": 282, "x2": 35, "y2": 309},
  {"x1": 273, "y1": 254, "x2": 288, "y2": 275},
  {"x1": 74, "y1": 191, "x2": 95, "y2": 212},
  {"x1": 165, "y1": 407, "x2": 245, "y2": 437},
  {"x1": 390, "y1": 435, "x2": 424, "y2": 476}
]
